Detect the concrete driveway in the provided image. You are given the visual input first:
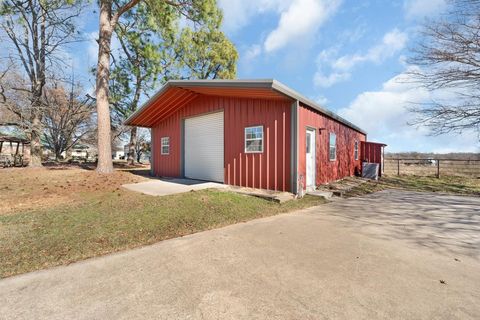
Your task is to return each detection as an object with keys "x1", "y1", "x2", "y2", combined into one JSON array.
[
  {"x1": 122, "y1": 178, "x2": 227, "y2": 196},
  {"x1": 1, "y1": 189, "x2": 479, "y2": 319}
]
